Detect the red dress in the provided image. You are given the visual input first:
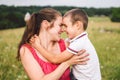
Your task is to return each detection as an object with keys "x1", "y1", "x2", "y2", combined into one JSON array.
[{"x1": 23, "y1": 39, "x2": 70, "y2": 80}]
